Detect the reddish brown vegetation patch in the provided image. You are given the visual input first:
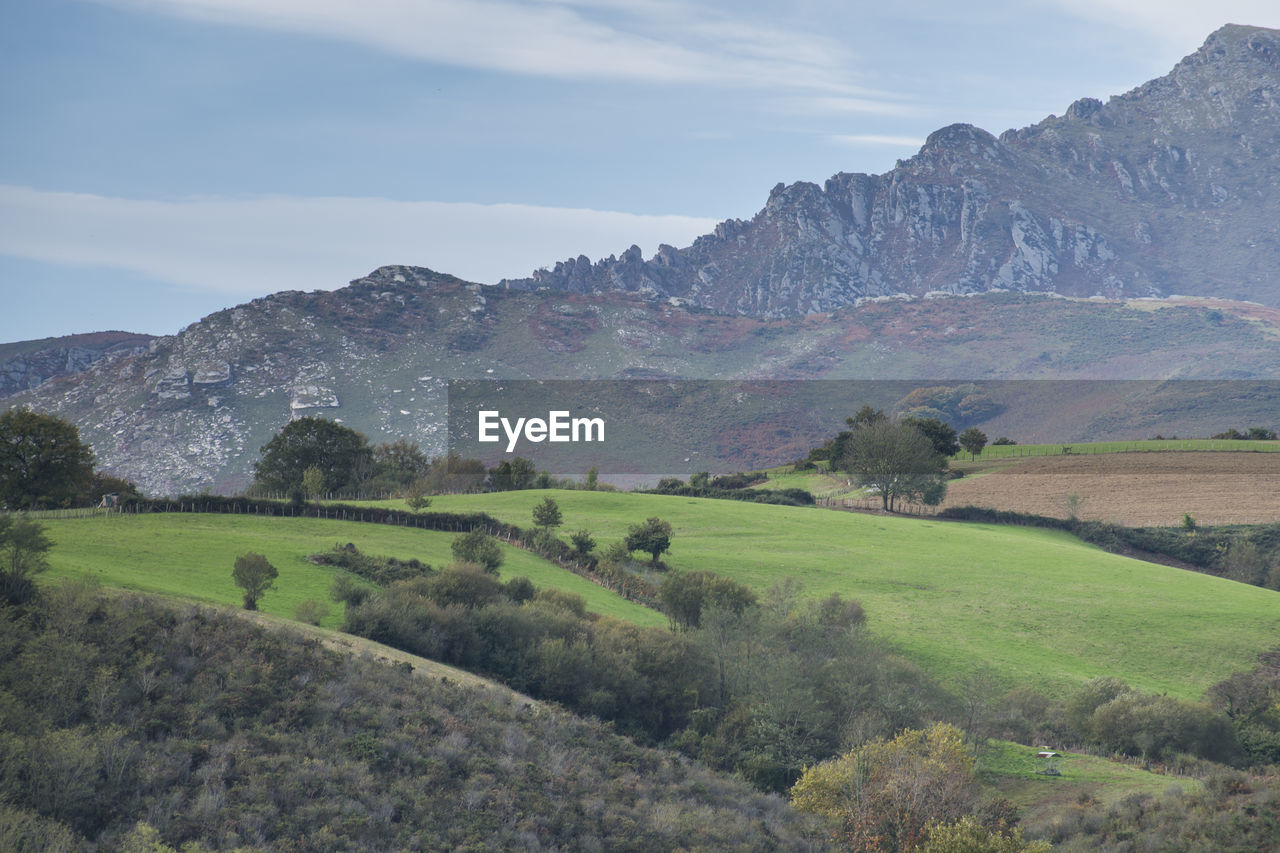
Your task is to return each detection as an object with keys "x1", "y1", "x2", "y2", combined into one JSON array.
[{"x1": 943, "y1": 452, "x2": 1280, "y2": 526}]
